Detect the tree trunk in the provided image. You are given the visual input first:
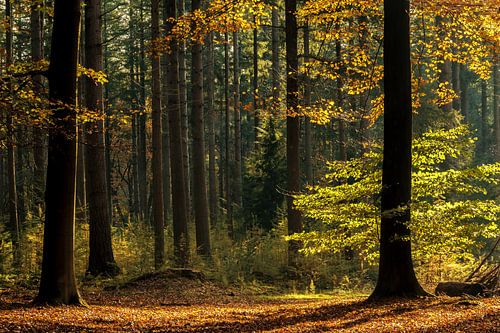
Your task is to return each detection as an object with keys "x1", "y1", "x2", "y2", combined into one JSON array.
[
  {"x1": 137, "y1": 0, "x2": 148, "y2": 222},
  {"x1": 233, "y1": 32, "x2": 242, "y2": 209},
  {"x1": 166, "y1": 0, "x2": 189, "y2": 267},
  {"x1": 304, "y1": 22, "x2": 313, "y2": 184},
  {"x1": 206, "y1": 32, "x2": 218, "y2": 225},
  {"x1": 253, "y1": 25, "x2": 259, "y2": 146},
  {"x1": 460, "y1": 64, "x2": 468, "y2": 123},
  {"x1": 369, "y1": 0, "x2": 428, "y2": 300},
  {"x1": 481, "y1": 80, "x2": 488, "y2": 157},
  {"x1": 31, "y1": 0, "x2": 46, "y2": 211},
  {"x1": 151, "y1": 0, "x2": 165, "y2": 269},
  {"x1": 285, "y1": 0, "x2": 302, "y2": 268},
  {"x1": 189, "y1": 0, "x2": 211, "y2": 256},
  {"x1": 84, "y1": 0, "x2": 119, "y2": 277},
  {"x1": 6, "y1": 0, "x2": 20, "y2": 266},
  {"x1": 494, "y1": 62, "x2": 499, "y2": 161},
  {"x1": 161, "y1": 1, "x2": 172, "y2": 223},
  {"x1": 223, "y1": 32, "x2": 233, "y2": 238},
  {"x1": 35, "y1": 0, "x2": 85, "y2": 305},
  {"x1": 336, "y1": 38, "x2": 347, "y2": 162},
  {"x1": 271, "y1": 5, "x2": 280, "y2": 113},
  {"x1": 178, "y1": 0, "x2": 191, "y2": 217},
  {"x1": 452, "y1": 62, "x2": 461, "y2": 112}
]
